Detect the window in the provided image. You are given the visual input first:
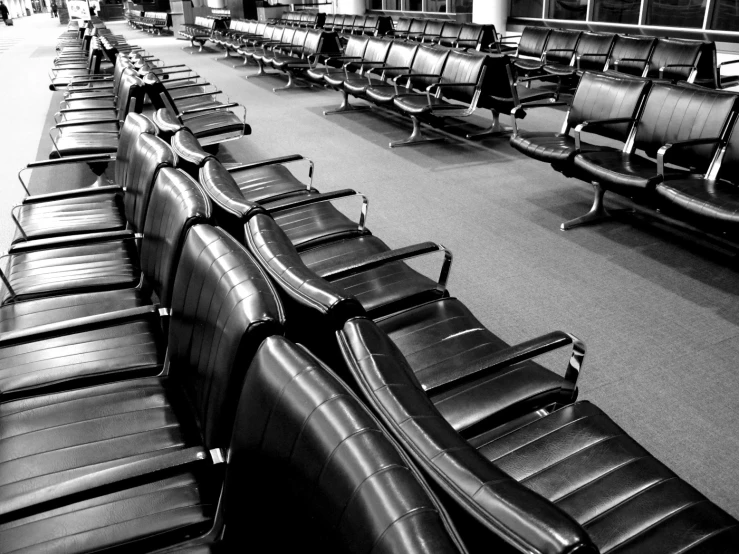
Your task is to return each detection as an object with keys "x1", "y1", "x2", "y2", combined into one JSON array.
[
  {"x1": 510, "y1": 0, "x2": 543, "y2": 18},
  {"x1": 367, "y1": 0, "x2": 382, "y2": 9},
  {"x1": 549, "y1": 0, "x2": 588, "y2": 20},
  {"x1": 710, "y1": 0, "x2": 739, "y2": 30},
  {"x1": 645, "y1": 0, "x2": 707, "y2": 27},
  {"x1": 386, "y1": 0, "x2": 400, "y2": 9},
  {"x1": 451, "y1": 0, "x2": 472, "y2": 12},
  {"x1": 407, "y1": 0, "x2": 423, "y2": 10},
  {"x1": 591, "y1": 0, "x2": 640, "y2": 23},
  {"x1": 427, "y1": 0, "x2": 446, "y2": 11}
]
